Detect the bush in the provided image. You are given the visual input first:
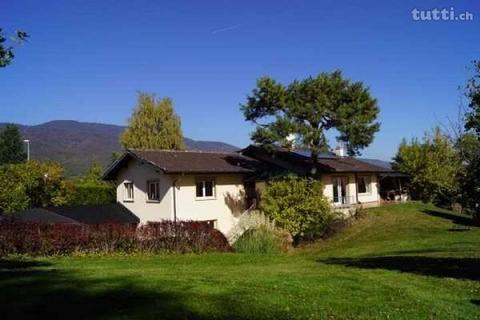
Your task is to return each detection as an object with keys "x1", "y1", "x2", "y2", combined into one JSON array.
[
  {"x1": 139, "y1": 221, "x2": 231, "y2": 253},
  {"x1": 260, "y1": 175, "x2": 333, "y2": 243},
  {"x1": 0, "y1": 221, "x2": 231, "y2": 256},
  {"x1": 233, "y1": 226, "x2": 287, "y2": 254},
  {"x1": 70, "y1": 184, "x2": 115, "y2": 206},
  {"x1": 68, "y1": 162, "x2": 116, "y2": 206}
]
